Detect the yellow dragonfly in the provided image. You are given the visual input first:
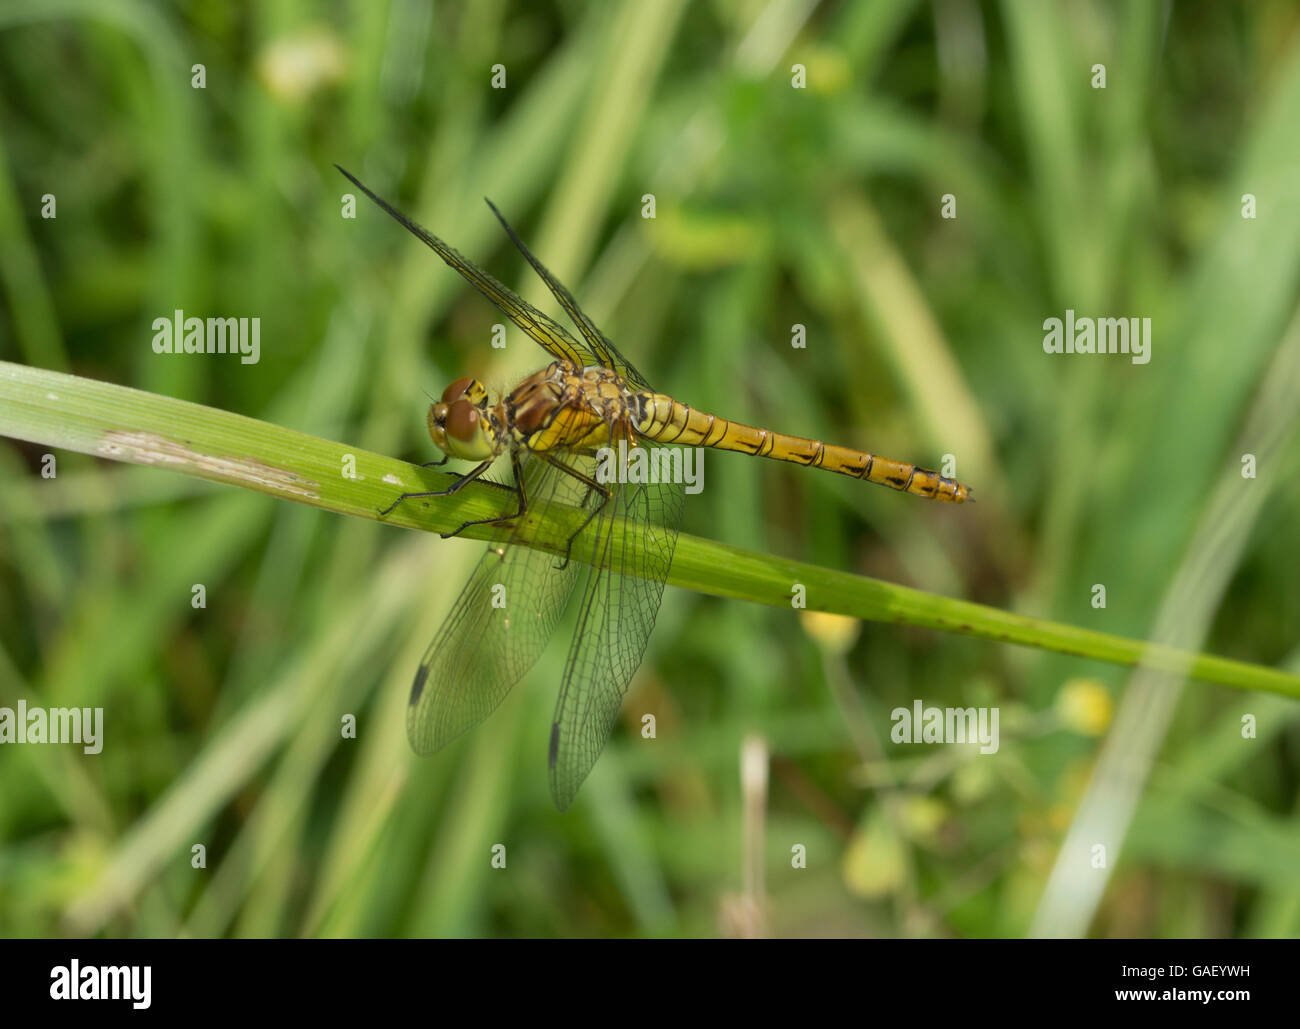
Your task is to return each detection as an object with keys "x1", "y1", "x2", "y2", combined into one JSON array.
[{"x1": 337, "y1": 166, "x2": 972, "y2": 810}]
